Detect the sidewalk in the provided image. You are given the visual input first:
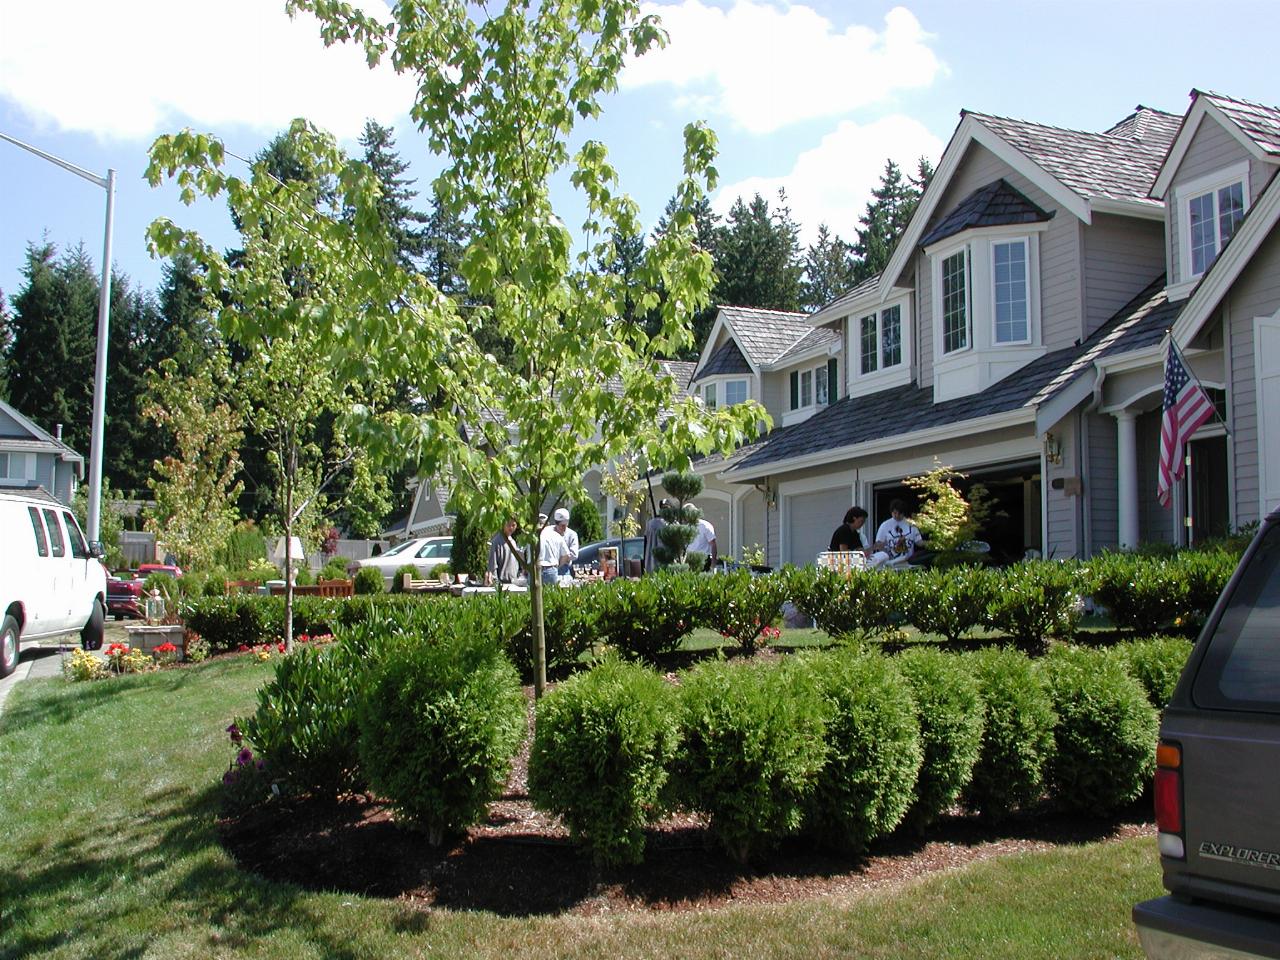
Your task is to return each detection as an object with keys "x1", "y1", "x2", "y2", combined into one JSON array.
[{"x1": 0, "y1": 644, "x2": 76, "y2": 714}]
